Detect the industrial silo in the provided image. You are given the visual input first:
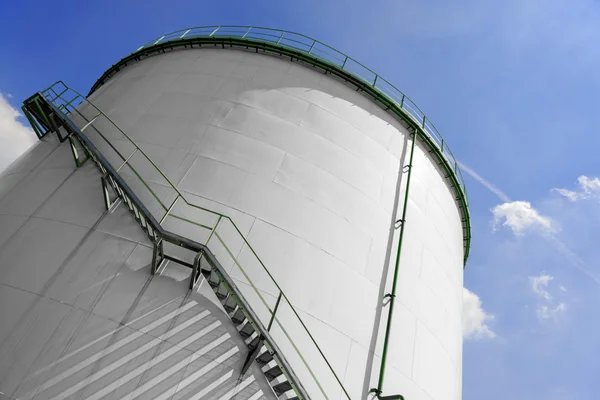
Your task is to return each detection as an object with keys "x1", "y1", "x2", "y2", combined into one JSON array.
[{"x1": 0, "y1": 26, "x2": 470, "y2": 400}]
